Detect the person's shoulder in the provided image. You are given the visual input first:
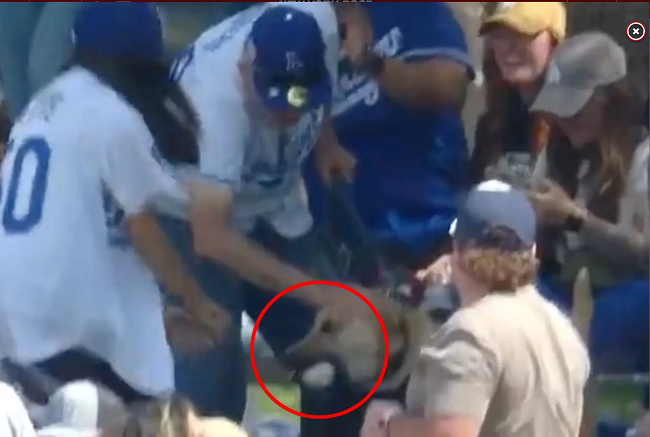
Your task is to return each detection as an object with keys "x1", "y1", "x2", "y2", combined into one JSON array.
[
  {"x1": 0, "y1": 382, "x2": 23, "y2": 407},
  {"x1": 182, "y1": 16, "x2": 252, "y2": 102},
  {"x1": 50, "y1": 67, "x2": 135, "y2": 127},
  {"x1": 193, "y1": 5, "x2": 263, "y2": 59},
  {"x1": 438, "y1": 299, "x2": 499, "y2": 345},
  {"x1": 0, "y1": 382, "x2": 36, "y2": 437}
]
